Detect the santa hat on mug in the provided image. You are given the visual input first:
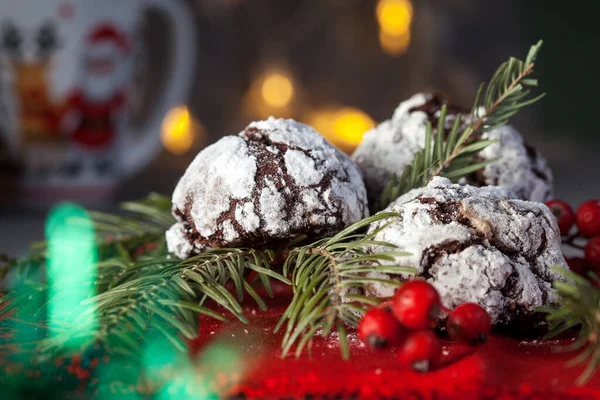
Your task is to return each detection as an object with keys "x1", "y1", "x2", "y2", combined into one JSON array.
[{"x1": 87, "y1": 24, "x2": 131, "y2": 53}]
